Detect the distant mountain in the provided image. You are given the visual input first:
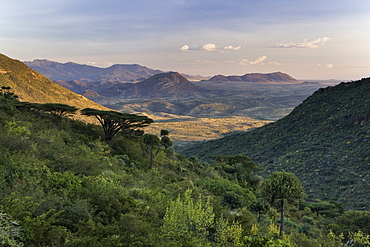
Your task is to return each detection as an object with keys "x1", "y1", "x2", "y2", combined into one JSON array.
[
  {"x1": 205, "y1": 72, "x2": 301, "y2": 84},
  {"x1": 103, "y1": 72, "x2": 207, "y2": 98},
  {"x1": 181, "y1": 77, "x2": 370, "y2": 210},
  {"x1": 24, "y1": 59, "x2": 163, "y2": 82},
  {"x1": 0, "y1": 54, "x2": 108, "y2": 111}
]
